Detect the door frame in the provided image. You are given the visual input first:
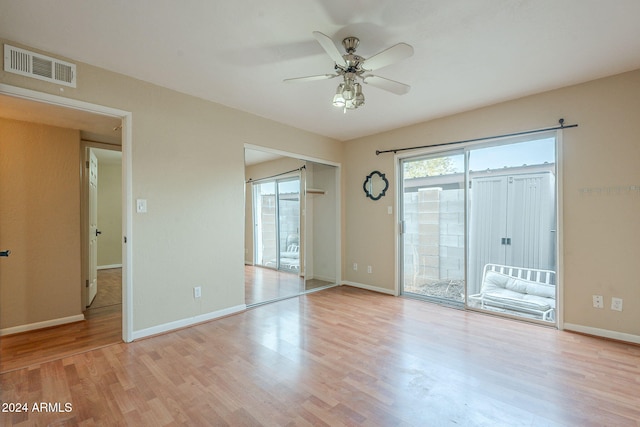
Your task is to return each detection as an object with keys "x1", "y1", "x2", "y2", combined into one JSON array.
[
  {"x1": 0, "y1": 83, "x2": 134, "y2": 342},
  {"x1": 394, "y1": 130, "x2": 565, "y2": 329}
]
